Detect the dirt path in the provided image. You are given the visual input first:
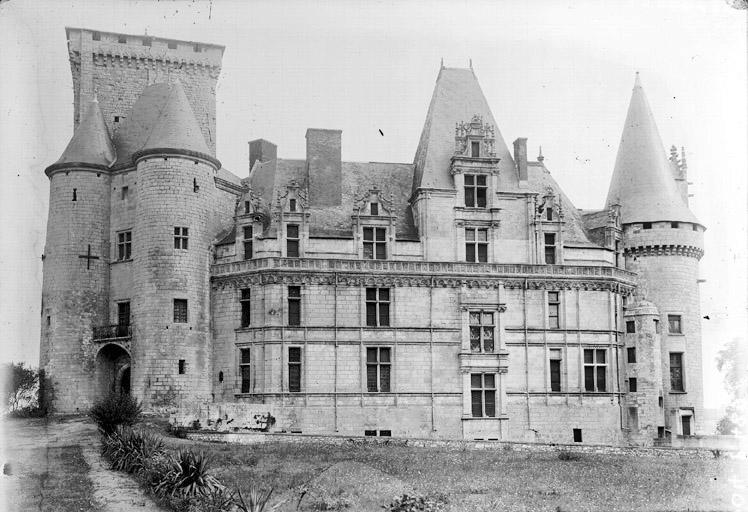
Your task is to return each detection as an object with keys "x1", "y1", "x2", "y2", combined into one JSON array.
[{"x1": 1, "y1": 416, "x2": 164, "y2": 511}]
